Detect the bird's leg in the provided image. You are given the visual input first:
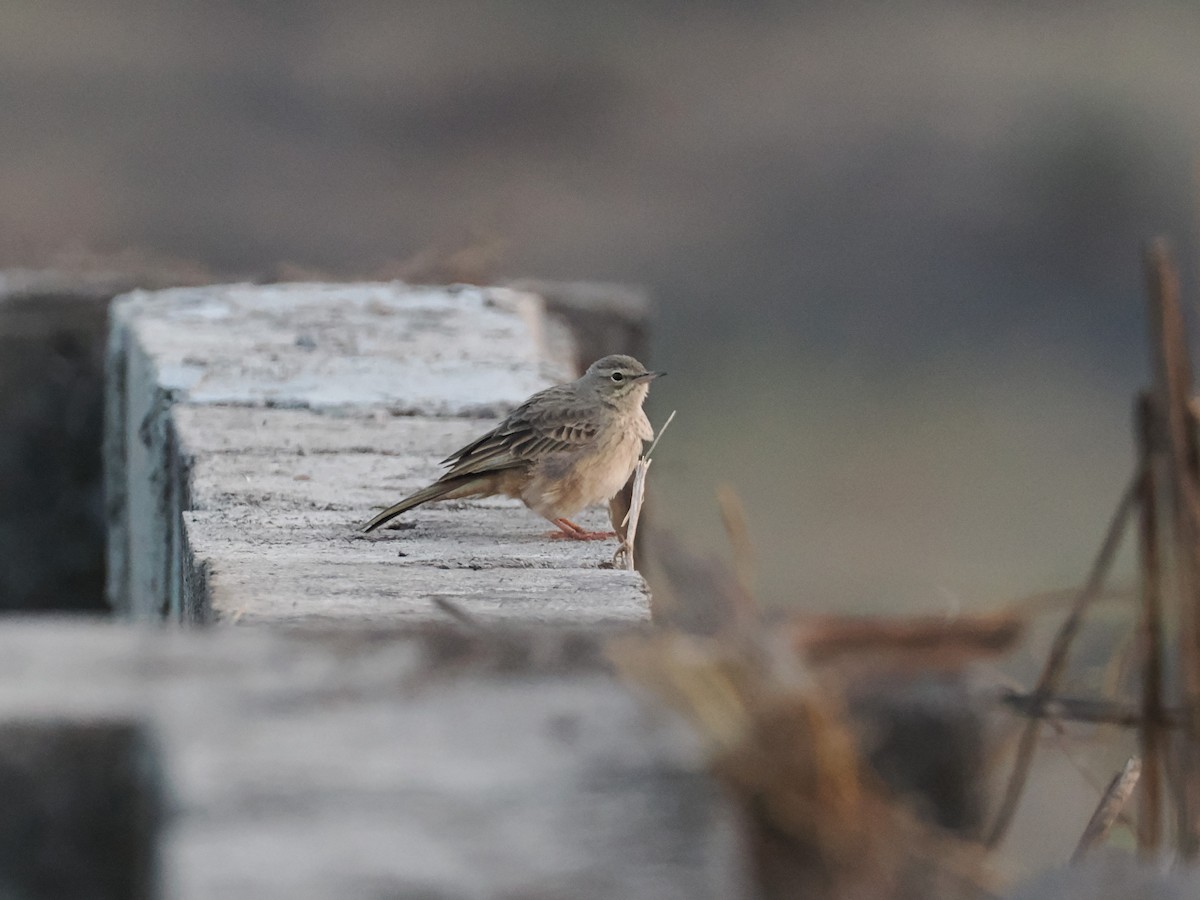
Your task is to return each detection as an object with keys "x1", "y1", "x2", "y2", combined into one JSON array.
[
  {"x1": 545, "y1": 518, "x2": 587, "y2": 539},
  {"x1": 545, "y1": 517, "x2": 617, "y2": 541}
]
